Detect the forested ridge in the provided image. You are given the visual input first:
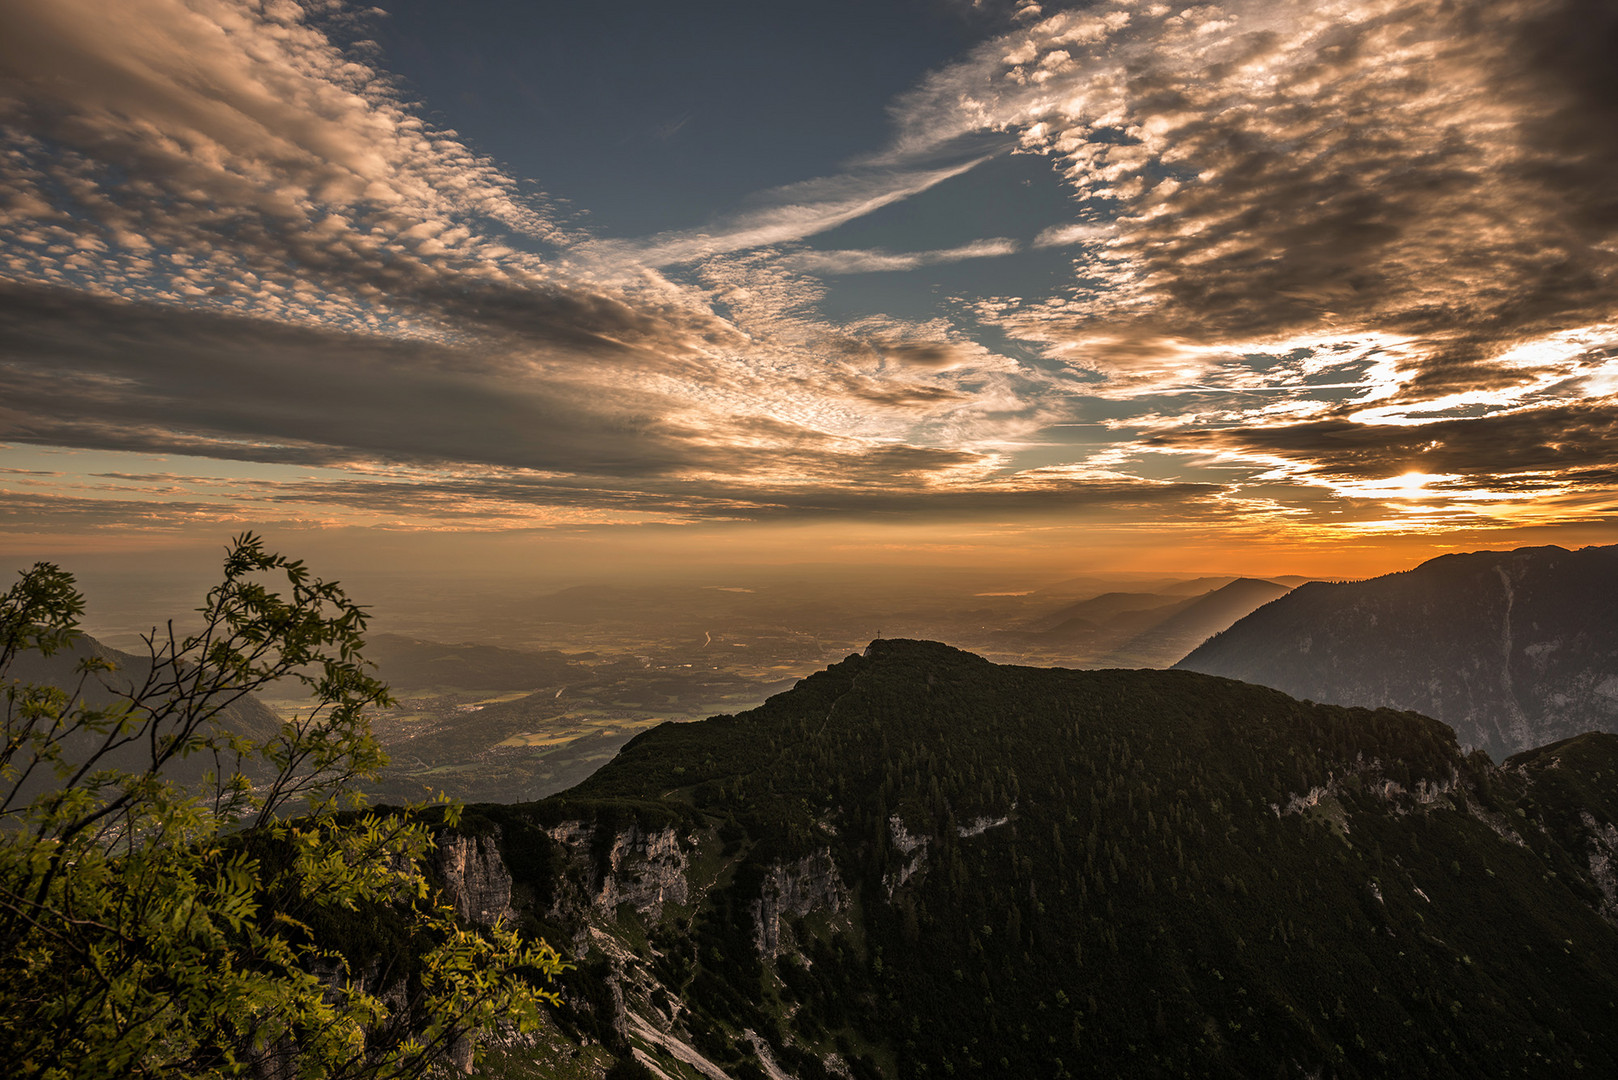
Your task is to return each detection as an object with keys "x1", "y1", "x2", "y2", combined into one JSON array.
[{"x1": 458, "y1": 640, "x2": 1618, "y2": 1078}]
